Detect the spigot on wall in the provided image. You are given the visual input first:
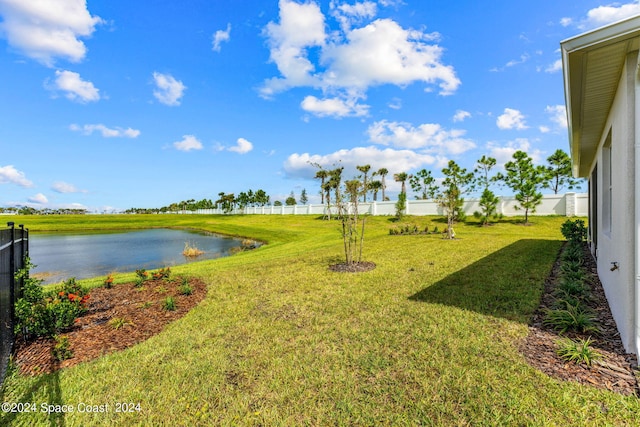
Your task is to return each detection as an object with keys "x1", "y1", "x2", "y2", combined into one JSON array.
[{"x1": 610, "y1": 262, "x2": 619, "y2": 271}]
